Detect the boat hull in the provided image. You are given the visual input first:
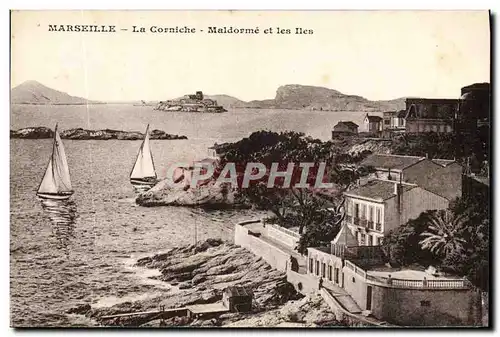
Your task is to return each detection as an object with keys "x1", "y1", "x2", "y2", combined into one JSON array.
[
  {"x1": 37, "y1": 191, "x2": 74, "y2": 200},
  {"x1": 130, "y1": 178, "x2": 157, "y2": 192}
]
